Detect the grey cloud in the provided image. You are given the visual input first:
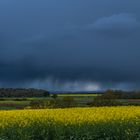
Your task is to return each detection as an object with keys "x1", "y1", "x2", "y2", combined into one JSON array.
[{"x1": 86, "y1": 13, "x2": 139, "y2": 36}]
